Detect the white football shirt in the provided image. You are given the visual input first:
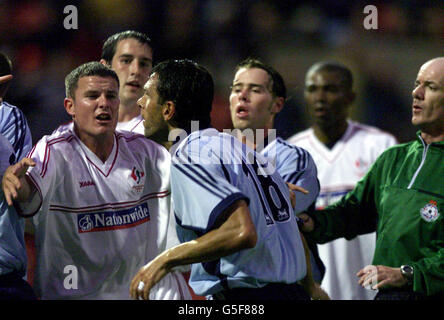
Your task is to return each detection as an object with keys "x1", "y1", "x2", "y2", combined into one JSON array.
[
  {"x1": 287, "y1": 120, "x2": 397, "y2": 300},
  {"x1": 25, "y1": 129, "x2": 190, "y2": 300}
]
